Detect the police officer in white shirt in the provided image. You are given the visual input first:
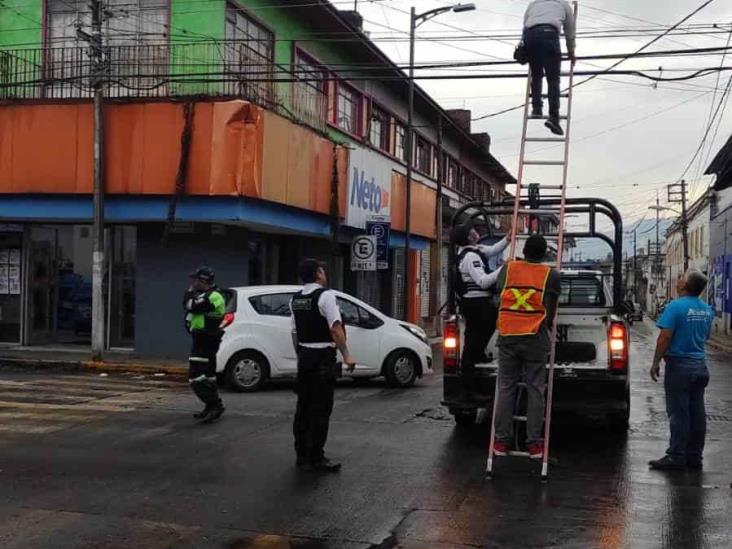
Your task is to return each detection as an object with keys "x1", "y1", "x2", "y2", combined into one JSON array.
[
  {"x1": 454, "y1": 222, "x2": 511, "y2": 397},
  {"x1": 523, "y1": 0, "x2": 576, "y2": 135},
  {"x1": 290, "y1": 259, "x2": 355, "y2": 473}
]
